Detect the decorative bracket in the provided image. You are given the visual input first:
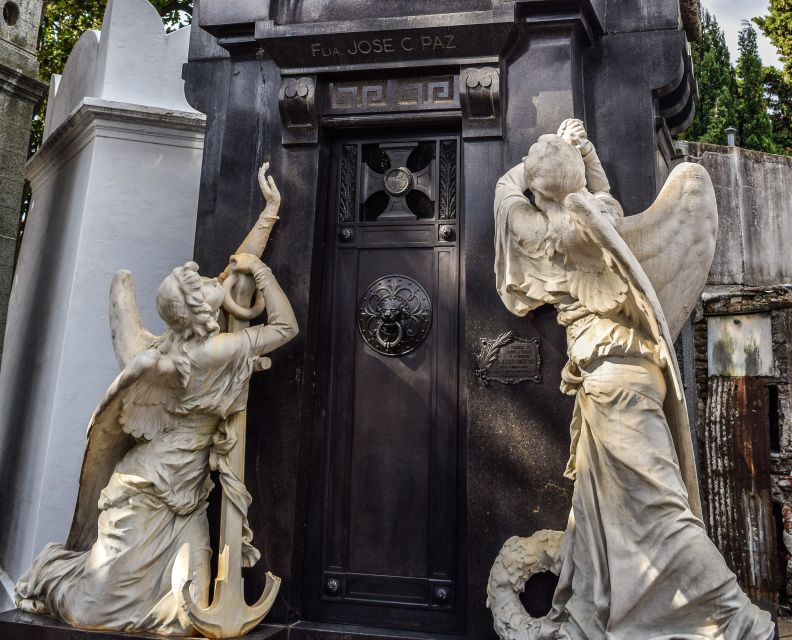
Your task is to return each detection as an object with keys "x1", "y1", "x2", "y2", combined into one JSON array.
[
  {"x1": 459, "y1": 66, "x2": 503, "y2": 139},
  {"x1": 278, "y1": 76, "x2": 318, "y2": 145}
]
